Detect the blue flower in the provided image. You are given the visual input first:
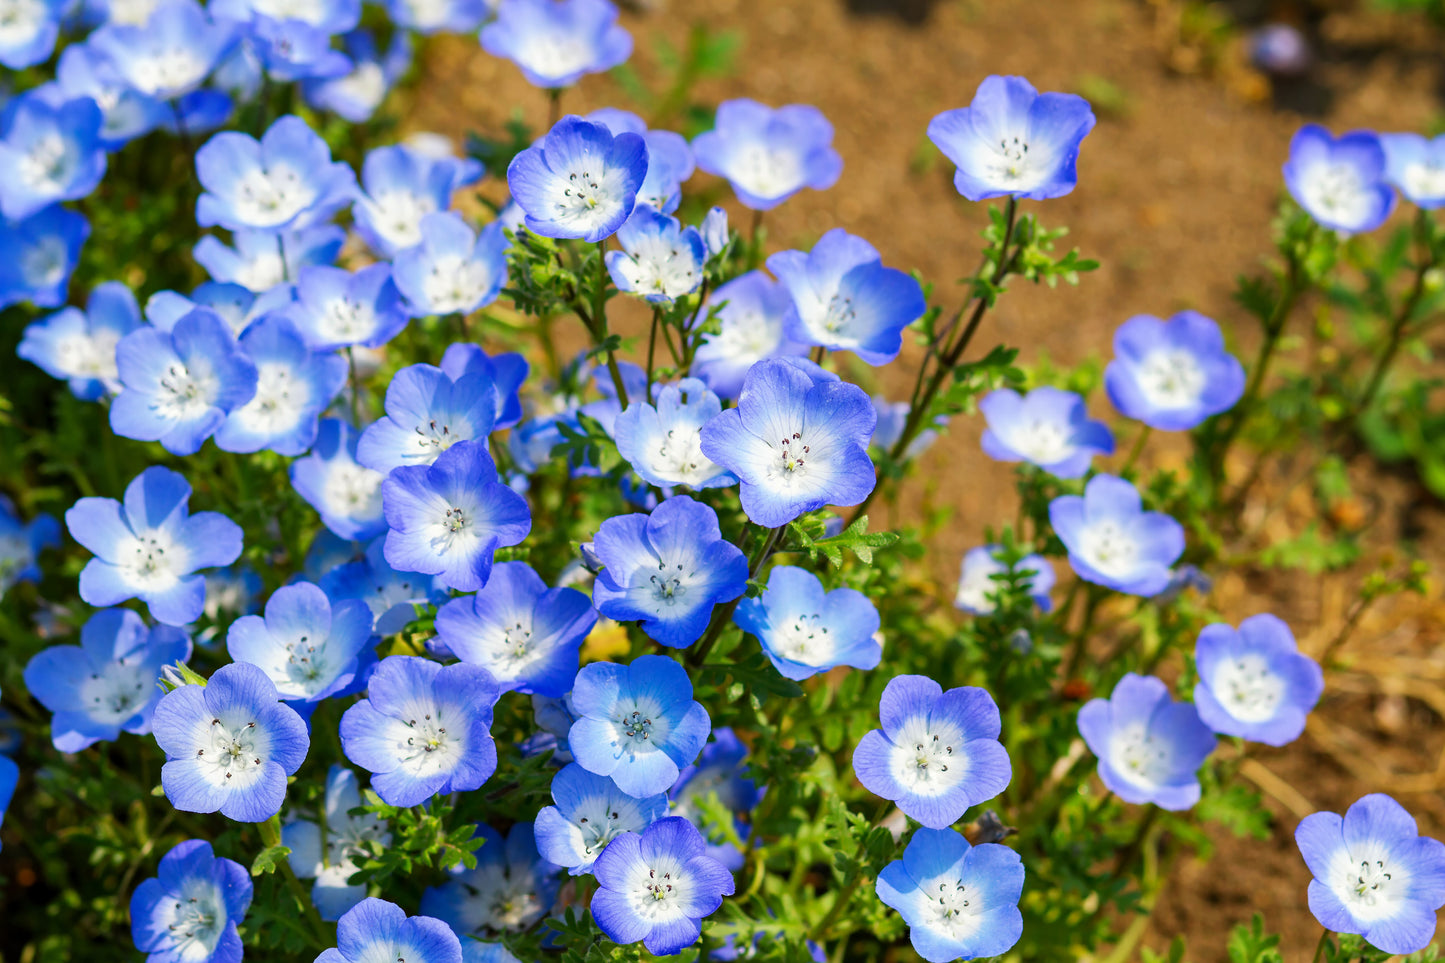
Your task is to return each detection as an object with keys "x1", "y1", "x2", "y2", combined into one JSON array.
[
  {"x1": 506, "y1": 115, "x2": 648, "y2": 242},
  {"x1": 217, "y1": 316, "x2": 347, "y2": 455},
  {"x1": 167, "y1": 89, "x2": 235, "y2": 136},
  {"x1": 1077, "y1": 673, "x2": 1216, "y2": 810},
  {"x1": 870, "y1": 396, "x2": 946, "y2": 462},
  {"x1": 979, "y1": 386, "x2": 1114, "y2": 478},
  {"x1": 605, "y1": 205, "x2": 706, "y2": 303},
  {"x1": 1381, "y1": 133, "x2": 1445, "y2": 209},
  {"x1": 614, "y1": 379, "x2": 736, "y2": 490},
  {"x1": 692, "y1": 99, "x2": 842, "y2": 211},
  {"x1": 1193, "y1": 614, "x2": 1323, "y2": 747},
  {"x1": 89, "y1": 0, "x2": 236, "y2": 100},
  {"x1": 110, "y1": 309, "x2": 259, "y2": 456},
  {"x1": 317, "y1": 898, "x2": 462, "y2": 963},
  {"x1": 569, "y1": 655, "x2": 711, "y2": 798},
  {"x1": 590, "y1": 816, "x2": 735, "y2": 956},
  {"x1": 357, "y1": 362, "x2": 501, "y2": 473},
  {"x1": 1104, "y1": 312, "x2": 1245, "y2": 431},
  {"x1": 439, "y1": 342, "x2": 530, "y2": 430},
  {"x1": 226, "y1": 581, "x2": 375, "y2": 706},
  {"x1": 392, "y1": 213, "x2": 508, "y2": 317},
  {"x1": 353, "y1": 143, "x2": 482, "y2": 257},
  {"x1": 287, "y1": 263, "x2": 408, "y2": 350},
  {"x1": 0, "y1": 495, "x2": 58, "y2": 596},
  {"x1": 420, "y1": 823, "x2": 560, "y2": 935},
  {"x1": 698, "y1": 358, "x2": 877, "y2": 528},
  {"x1": 591, "y1": 496, "x2": 747, "y2": 648},
  {"x1": 535, "y1": 762, "x2": 668, "y2": 874},
  {"x1": 24, "y1": 608, "x2": 191, "y2": 752},
  {"x1": 1295, "y1": 794, "x2": 1445, "y2": 956},
  {"x1": 130, "y1": 840, "x2": 251, "y2": 963},
  {"x1": 954, "y1": 545, "x2": 1055, "y2": 615},
  {"x1": 211, "y1": 0, "x2": 360, "y2": 32},
  {"x1": 585, "y1": 108, "x2": 695, "y2": 214},
  {"x1": 18, "y1": 280, "x2": 142, "y2": 400},
  {"x1": 875, "y1": 827, "x2": 1024, "y2": 963},
  {"x1": 66, "y1": 467, "x2": 244, "y2": 626},
  {"x1": 0, "y1": 0, "x2": 60, "y2": 69},
  {"x1": 735, "y1": 565, "x2": 880, "y2": 681},
  {"x1": 701, "y1": 206, "x2": 729, "y2": 259},
  {"x1": 691, "y1": 271, "x2": 806, "y2": 399},
  {"x1": 152, "y1": 661, "x2": 309, "y2": 821},
  {"x1": 340, "y1": 655, "x2": 500, "y2": 807},
  {"x1": 580, "y1": 356, "x2": 648, "y2": 435},
  {"x1": 1048, "y1": 474, "x2": 1184, "y2": 597},
  {"x1": 927, "y1": 75, "x2": 1096, "y2": 202},
  {"x1": 480, "y1": 0, "x2": 632, "y2": 89},
  {"x1": 319, "y1": 536, "x2": 448, "y2": 635},
  {"x1": 284, "y1": 766, "x2": 392, "y2": 921},
  {"x1": 144, "y1": 281, "x2": 290, "y2": 337},
  {"x1": 0, "y1": 204, "x2": 89, "y2": 310},
  {"x1": 248, "y1": 15, "x2": 351, "y2": 83},
  {"x1": 524, "y1": 692, "x2": 579, "y2": 764},
  {"x1": 0, "y1": 93, "x2": 107, "y2": 221},
  {"x1": 53, "y1": 45, "x2": 168, "y2": 148},
  {"x1": 304, "y1": 30, "x2": 412, "y2": 124},
  {"x1": 669, "y1": 727, "x2": 763, "y2": 870},
  {"x1": 193, "y1": 225, "x2": 344, "y2": 292},
  {"x1": 0, "y1": 753, "x2": 14, "y2": 851},
  {"x1": 852, "y1": 675, "x2": 1011, "y2": 829},
  {"x1": 196, "y1": 115, "x2": 357, "y2": 232},
  {"x1": 291, "y1": 419, "x2": 389, "y2": 541},
  {"x1": 385, "y1": 0, "x2": 486, "y2": 36},
  {"x1": 1283, "y1": 125, "x2": 1396, "y2": 234}
]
